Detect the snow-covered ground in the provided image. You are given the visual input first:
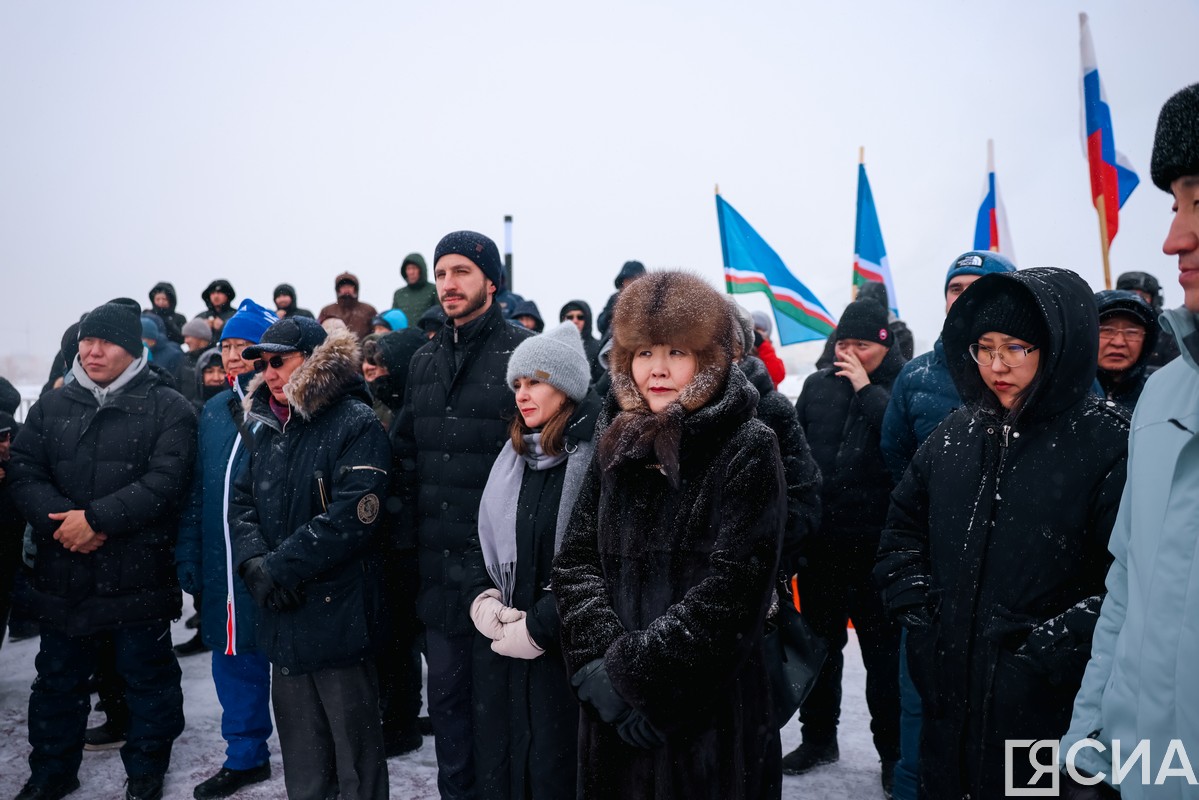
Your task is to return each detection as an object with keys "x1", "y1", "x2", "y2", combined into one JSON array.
[{"x1": 0, "y1": 613, "x2": 883, "y2": 799}]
